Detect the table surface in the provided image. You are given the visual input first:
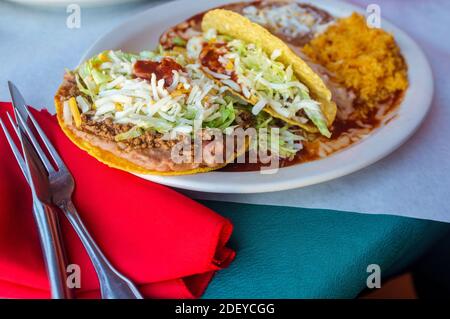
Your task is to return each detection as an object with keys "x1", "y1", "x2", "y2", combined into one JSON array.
[
  {"x1": 0, "y1": 0, "x2": 162, "y2": 108},
  {"x1": 1, "y1": 0, "x2": 450, "y2": 299}
]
